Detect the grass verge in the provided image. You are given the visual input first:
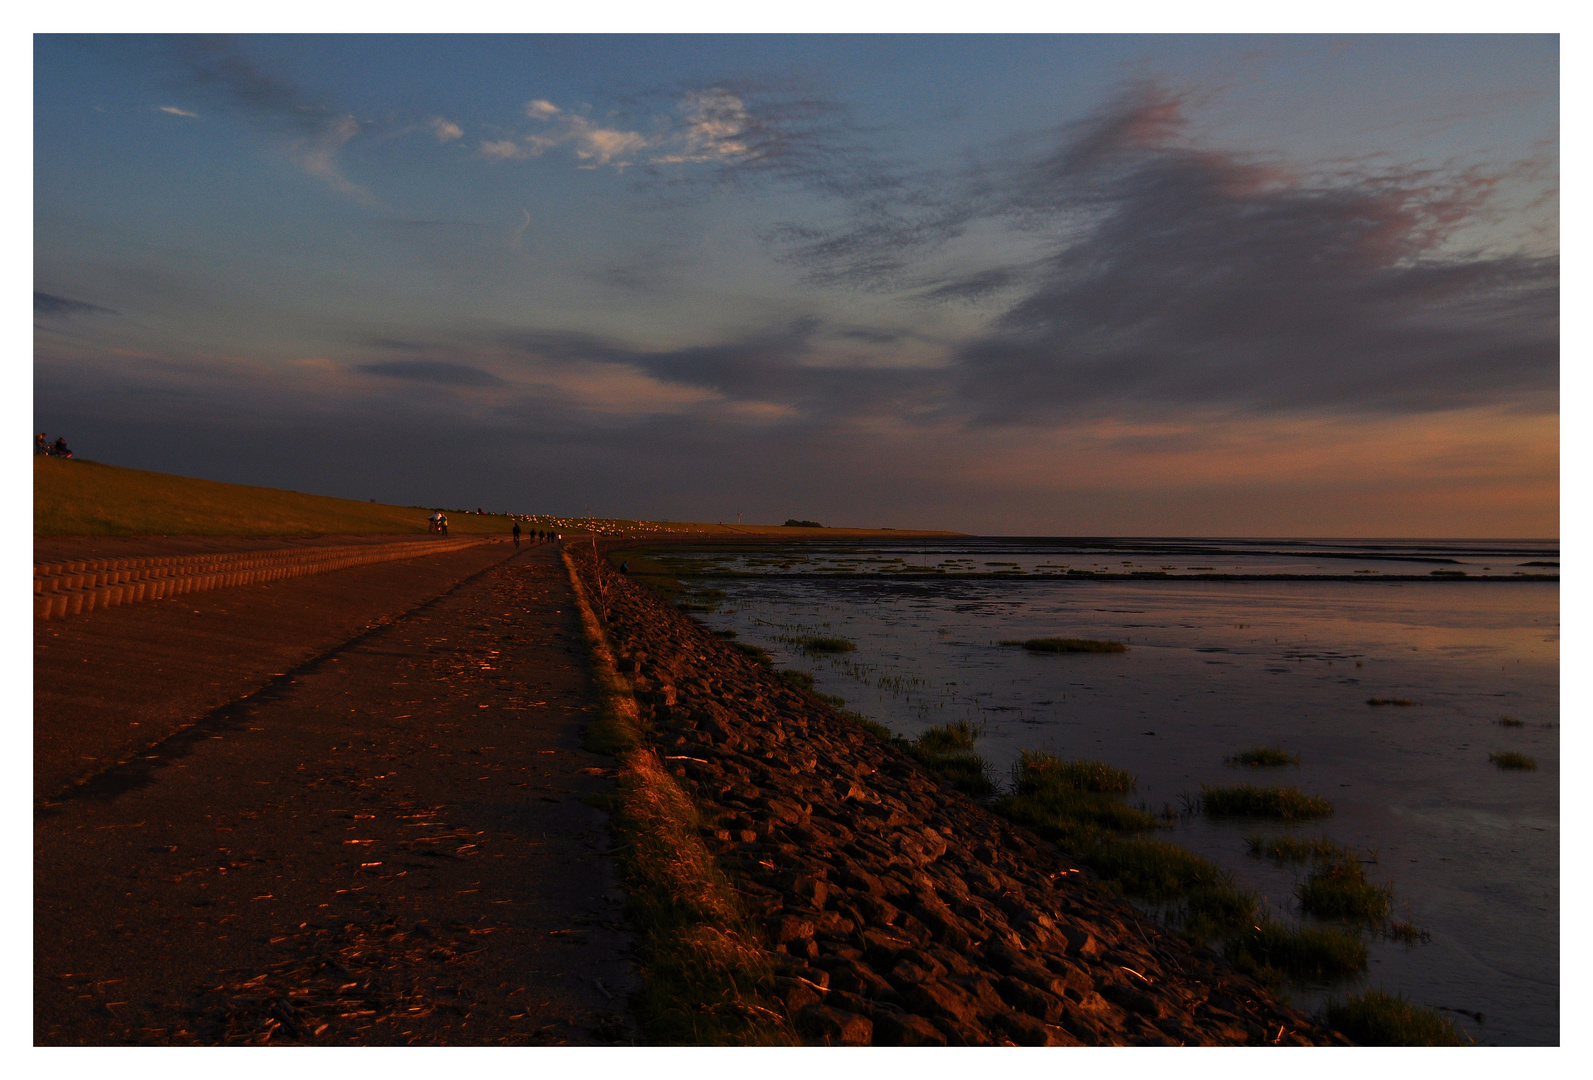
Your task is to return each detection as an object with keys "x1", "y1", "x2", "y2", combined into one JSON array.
[
  {"x1": 34, "y1": 456, "x2": 518, "y2": 537},
  {"x1": 1324, "y1": 991, "x2": 1468, "y2": 1046},
  {"x1": 1197, "y1": 784, "x2": 1333, "y2": 820},
  {"x1": 563, "y1": 547, "x2": 798, "y2": 1046}
]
